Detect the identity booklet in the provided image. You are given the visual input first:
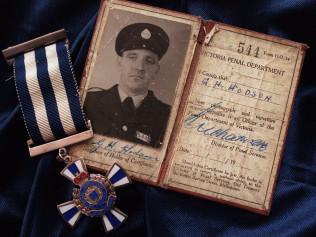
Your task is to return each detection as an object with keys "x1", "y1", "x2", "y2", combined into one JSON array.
[{"x1": 70, "y1": 0, "x2": 308, "y2": 214}]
